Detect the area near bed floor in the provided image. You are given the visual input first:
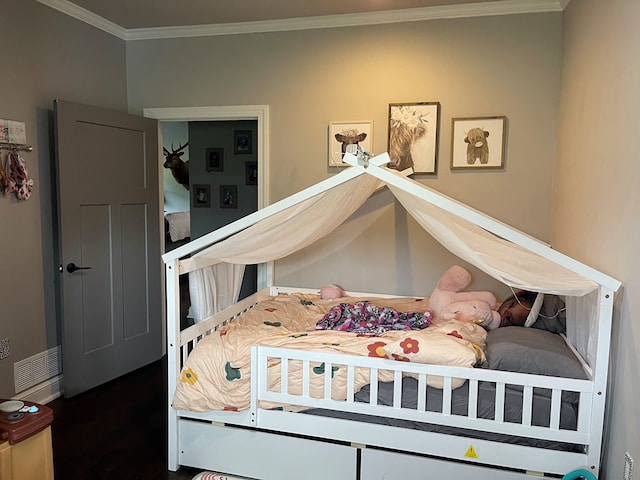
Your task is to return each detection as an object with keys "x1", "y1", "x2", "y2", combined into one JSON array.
[{"x1": 163, "y1": 152, "x2": 621, "y2": 480}]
